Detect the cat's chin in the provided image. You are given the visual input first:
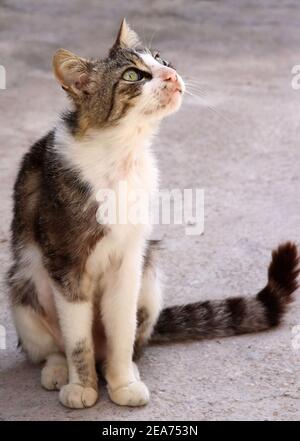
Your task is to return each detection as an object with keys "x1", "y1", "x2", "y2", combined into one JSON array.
[
  {"x1": 147, "y1": 94, "x2": 182, "y2": 121},
  {"x1": 169, "y1": 90, "x2": 183, "y2": 112},
  {"x1": 157, "y1": 91, "x2": 183, "y2": 118}
]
